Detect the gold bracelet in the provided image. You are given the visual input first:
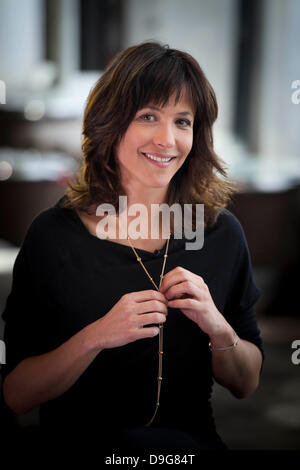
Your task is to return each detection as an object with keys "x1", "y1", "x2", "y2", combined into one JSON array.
[{"x1": 209, "y1": 329, "x2": 239, "y2": 351}]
